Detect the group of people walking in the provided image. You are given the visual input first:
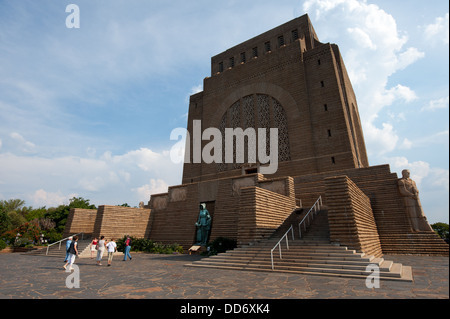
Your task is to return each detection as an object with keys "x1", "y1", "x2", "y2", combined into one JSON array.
[
  {"x1": 63, "y1": 235, "x2": 132, "y2": 271},
  {"x1": 89, "y1": 236, "x2": 118, "y2": 266}
]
